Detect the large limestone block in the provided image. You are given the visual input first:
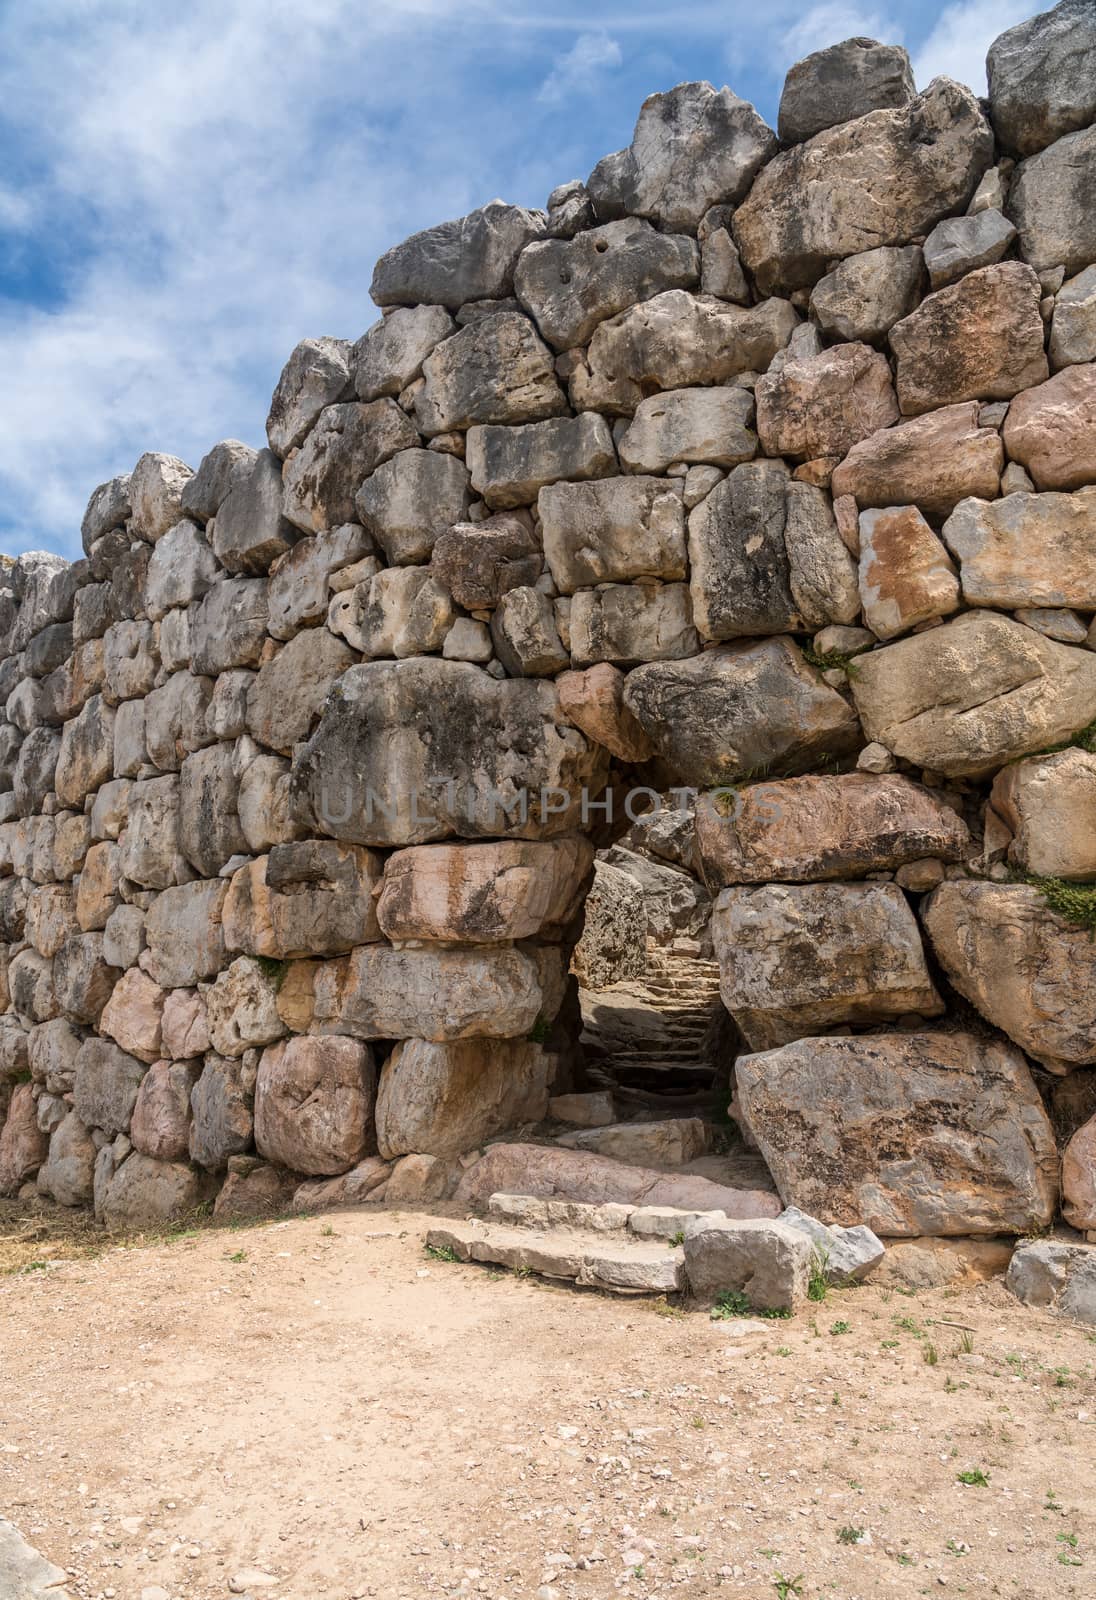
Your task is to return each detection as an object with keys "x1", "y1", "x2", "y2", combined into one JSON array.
[
  {"x1": 623, "y1": 638, "x2": 861, "y2": 788},
  {"x1": 55, "y1": 694, "x2": 114, "y2": 809},
  {"x1": 282, "y1": 400, "x2": 418, "y2": 533},
  {"x1": 130, "y1": 1059, "x2": 200, "y2": 1162},
  {"x1": 922, "y1": 209, "x2": 1017, "y2": 290},
  {"x1": 1063, "y1": 1114, "x2": 1096, "y2": 1231},
  {"x1": 223, "y1": 841, "x2": 383, "y2": 958},
  {"x1": 1001, "y1": 365, "x2": 1096, "y2": 492},
  {"x1": 922, "y1": 880, "x2": 1096, "y2": 1072},
  {"x1": 75, "y1": 840, "x2": 122, "y2": 932},
  {"x1": 601, "y1": 843, "x2": 710, "y2": 942},
  {"x1": 143, "y1": 519, "x2": 219, "y2": 619},
  {"x1": 245, "y1": 629, "x2": 353, "y2": 755},
  {"x1": 696, "y1": 772, "x2": 970, "y2": 886},
  {"x1": 354, "y1": 447, "x2": 471, "y2": 565},
  {"x1": 161, "y1": 989, "x2": 209, "y2": 1061},
  {"x1": 858, "y1": 505, "x2": 960, "y2": 639},
  {"x1": 514, "y1": 219, "x2": 698, "y2": 350},
  {"x1": 376, "y1": 1037, "x2": 552, "y2": 1159},
  {"x1": 25, "y1": 885, "x2": 78, "y2": 961},
  {"x1": 556, "y1": 664, "x2": 653, "y2": 762},
  {"x1": 571, "y1": 858, "x2": 647, "y2": 988},
  {"x1": 1050, "y1": 265, "x2": 1096, "y2": 370},
  {"x1": 119, "y1": 775, "x2": 187, "y2": 890},
  {"x1": 204, "y1": 957, "x2": 286, "y2": 1057},
  {"x1": 943, "y1": 487, "x2": 1096, "y2": 608},
  {"x1": 467, "y1": 413, "x2": 616, "y2": 511},
  {"x1": 571, "y1": 291, "x2": 798, "y2": 415},
  {"x1": 988, "y1": 1, "x2": 1096, "y2": 157},
  {"x1": 377, "y1": 837, "x2": 592, "y2": 943},
  {"x1": 81, "y1": 472, "x2": 131, "y2": 551},
  {"x1": 831, "y1": 402, "x2": 1003, "y2": 521},
  {"x1": 413, "y1": 313, "x2": 567, "y2": 437},
  {"x1": 143, "y1": 880, "x2": 228, "y2": 987},
  {"x1": 777, "y1": 37, "x2": 914, "y2": 144},
  {"x1": 756, "y1": 344, "x2": 898, "y2": 460},
  {"x1": 370, "y1": 202, "x2": 546, "y2": 309},
  {"x1": 189, "y1": 578, "x2": 269, "y2": 675},
  {"x1": 540, "y1": 476, "x2": 685, "y2": 594},
  {"x1": 328, "y1": 567, "x2": 454, "y2": 659},
  {"x1": 266, "y1": 523, "x2": 373, "y2": 639},
  {"x1": 618, "y1": 387, "x2": 756, "y2": 473},
  {"x1": 430, "y1": 514, "x2": 541, "y2": 610},
  {"x1": 101, "y1": 1152, "x2": 204, "y2": 1229},
  {"x1": 98, "y1": 968, "x2": 165, "y2": 1064},
  {"x1": 850, "y1": 611, "x2": 1096, "y2": 777},
  {"x1": 129, "y1": 452, "x2": 193, "y2": 542},
  {"x1": 455, "y1": 1141, "x2": 781, "y2": 1219},
  {"x1": 1008, "y1": 123, "x2": 1096, "y2": 277},
  {"x1": 254, "y1": 1035, "x2": 376, "y2": 1175},
  {"x1": 0, "y1": 1083, "x2": 47, "y2": 1195},
  {"x1": 37, "y1": 1111, "x2": 97, "y2": 1206},
  {"x1": 52, "y1": 933, "x2": 116, "y2": 1025},
  {"x1": 212, "y1": 447, "x2": 297, "y2": 574},
  {"x1": 688, "y1": 461, "x2": 857, "y2": 639},
  {"x1": 683, "y1": 1216, "x2": 812, "y2": 1312},
  {"x1": 265, "y1": 336, "x2": 352, "y2": 457},
  {"x1": 568, "y1": 582, "x2": 697, "y2": 668},
  {"x1": 735, "y1": 79, "x2": 993, "y2": 294},
  {"x1": 987, "y1": 749, "x2": 1096, "y2": 880},
  {"x1": 309, "y1": 944, "x2": 561, "y2": 1042},
  {"x1": 73, "y1": 1037, "x2": 147, "y2": 1137},
  {"x1": 189, "y1": 1054, "x2": 254, "y2": 1168},
  {"x1": 889, "y1": 263, "x2": 1048, "y2": 415},
  {"x1": 1006, "y1": 1238, "x2": 1096, "y2": 1325},
  {"x1": 735, "y1": 1032, "x2": 1058, "y2": 1237},
  {"x1": 490, "y1": 587, "x2": 568, "y2": 677},
  {"x1": 102, "y1": 619, "x2": 159, "y2": 703},
  {"x1": 238, "y1": 752, "x2": 308, "y2": 852},
  {"x1": 587, "y1": 80, "x2": 776, "y2": 232},
  {"x1": 180, "y1": 438, "x2": 256, "y2": 524},
  {"x1": 12, "y1": 727, "x2": 60, "y2": 817},
  {"x1": 352, "y1": 305, "x2": 456, "y2": 402},
  {"x1": 178, "y1": 744, "x2": 247, "y2": 877},
  {"x1": 713, "y1": 881, "x2": 941, "y2": 1049},
  {"x1": 809, "y1": 245, "x2": 923, "y2": 343},
  {"x1": 292, "y1": 659, "x2": 607, "y2": 846}
]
